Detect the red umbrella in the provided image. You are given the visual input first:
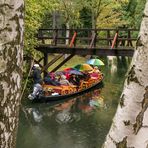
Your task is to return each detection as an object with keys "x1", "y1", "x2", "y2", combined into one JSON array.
[{"x1": 63, "y1": 68, "x2": 76, "y2": 71}]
